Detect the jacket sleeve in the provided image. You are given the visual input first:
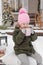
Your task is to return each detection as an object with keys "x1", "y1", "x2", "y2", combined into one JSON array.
[
  {"x1": 31, "y1": 32, "x2": 37, "y2": 41},
  {"x1": 13, "y1": 28, "x2": 20, "y2": 43},
  {"x1": 13, "y1": 28, "x2": 25, "y2": 45}
]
